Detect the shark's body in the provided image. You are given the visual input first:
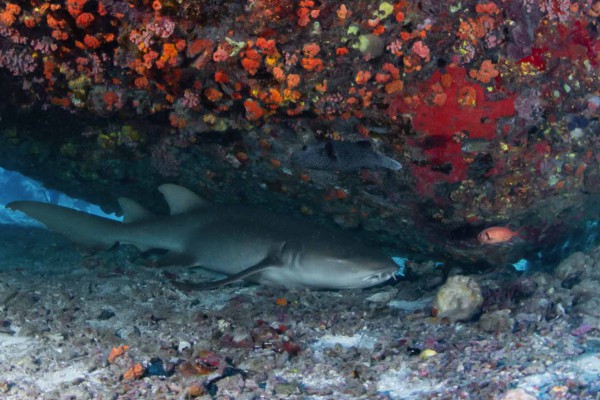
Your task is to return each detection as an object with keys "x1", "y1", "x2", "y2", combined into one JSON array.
[{"x1": 7, "y1": 184, "x2": 397, "y2": 290}]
